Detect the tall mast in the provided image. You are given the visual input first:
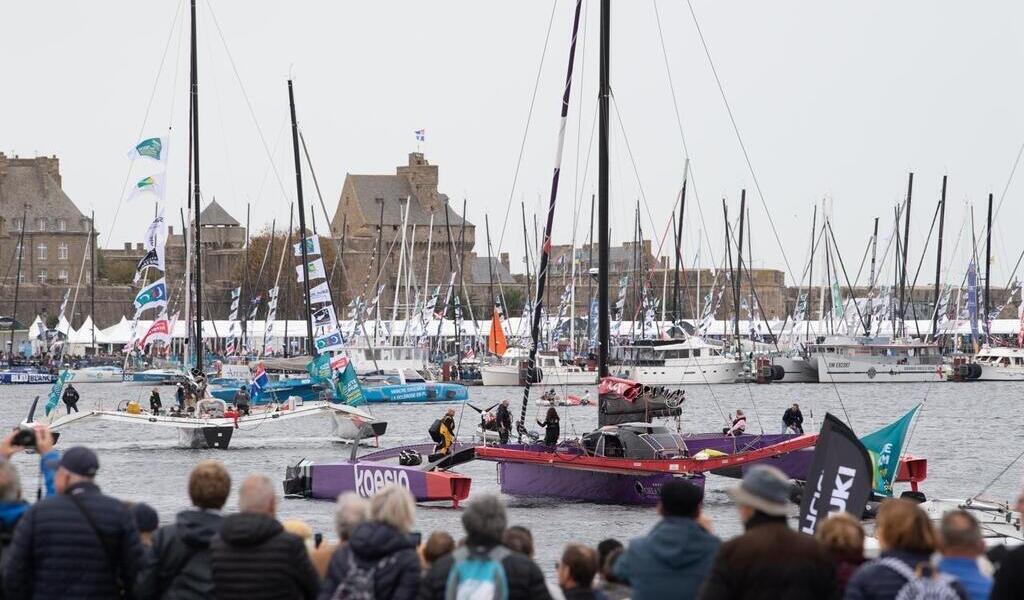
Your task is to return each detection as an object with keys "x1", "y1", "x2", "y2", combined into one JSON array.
[
  {"x1": 735, "y1": 190, "x2": 746, "y2": 344},
  {"x1": 804, "y1": 206, "x2": 816, "y2": 344},
  {"x1": 241, "y1": 203, "x2": 250, "y2": 352},
  {"x1": 519, "y1": 0, "x2": 584, "y2": 431},
  {"x1": 287, "y1": 80, "x2": 314, "y2": 354},
  {"x1": 866, "y1": 216, "x2": 879, "y2": 335},
  {"x1": 9, "y1": 205, "x2": 27, "y2": 356},
  {"x1": 931, "y1": 176, "x2": 947, "y2": 339},
  {"x1": 485, "y1": 214, "x2": 496, "y2": 333},
  {"x1": 984, "y1": 191, "x2": 993, "y2": 342},
  {"x1": 190, "y1": 0, "x2": 204, "y2": 372},
  {"x1": 898, "y1": 172, "x2": 913, "y2": 337},
  {"x1": 520, "y1": 202, "x2": 533, "y2": 317},
  {"x1": 672, "y1": 164, "x2": 688, "y2": 322},
  {"x1": 90, "y1": 209, "x2": 96, "y2": 352},
  {"x1": 598, "y1": 0, "x2": 610, "y2": 377}
]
